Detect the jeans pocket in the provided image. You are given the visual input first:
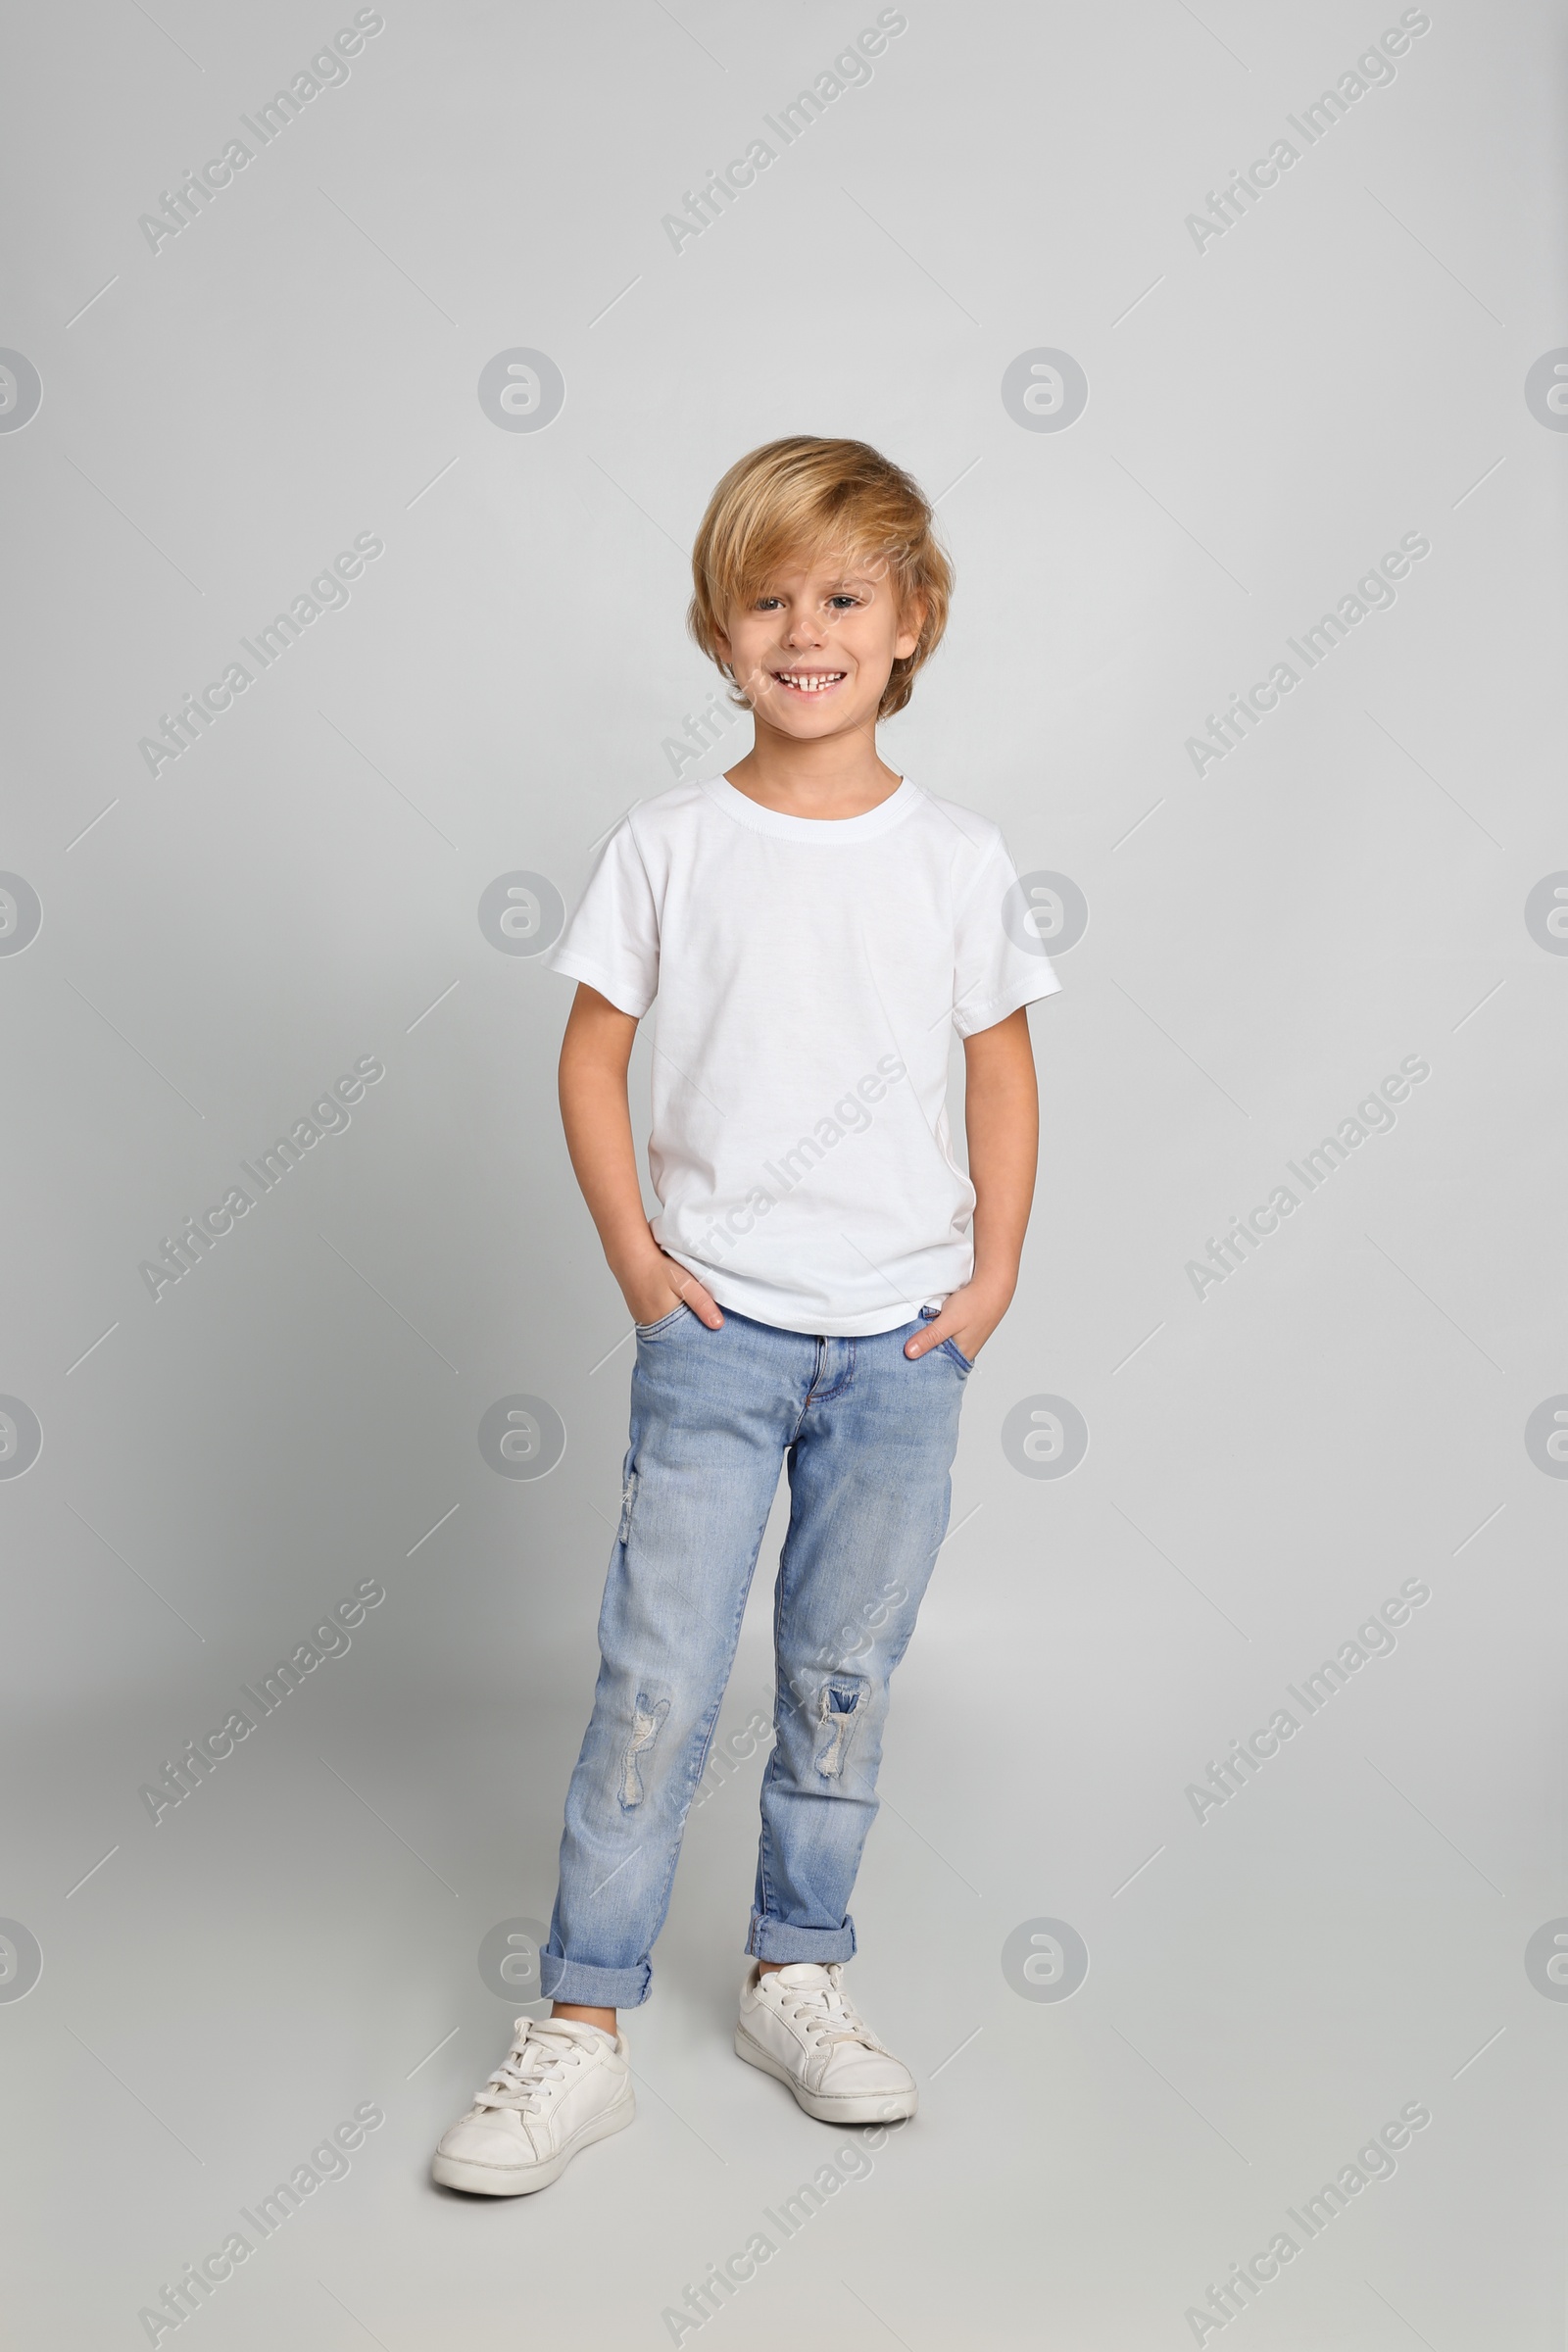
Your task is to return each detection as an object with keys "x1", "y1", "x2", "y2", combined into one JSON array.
[
  {"x1": 635, "y1": 1302, "x2": 689, "y2": 1338},
  {"x1": 918, "y1": 1304, "x2": 972, "y2": 1373}
]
